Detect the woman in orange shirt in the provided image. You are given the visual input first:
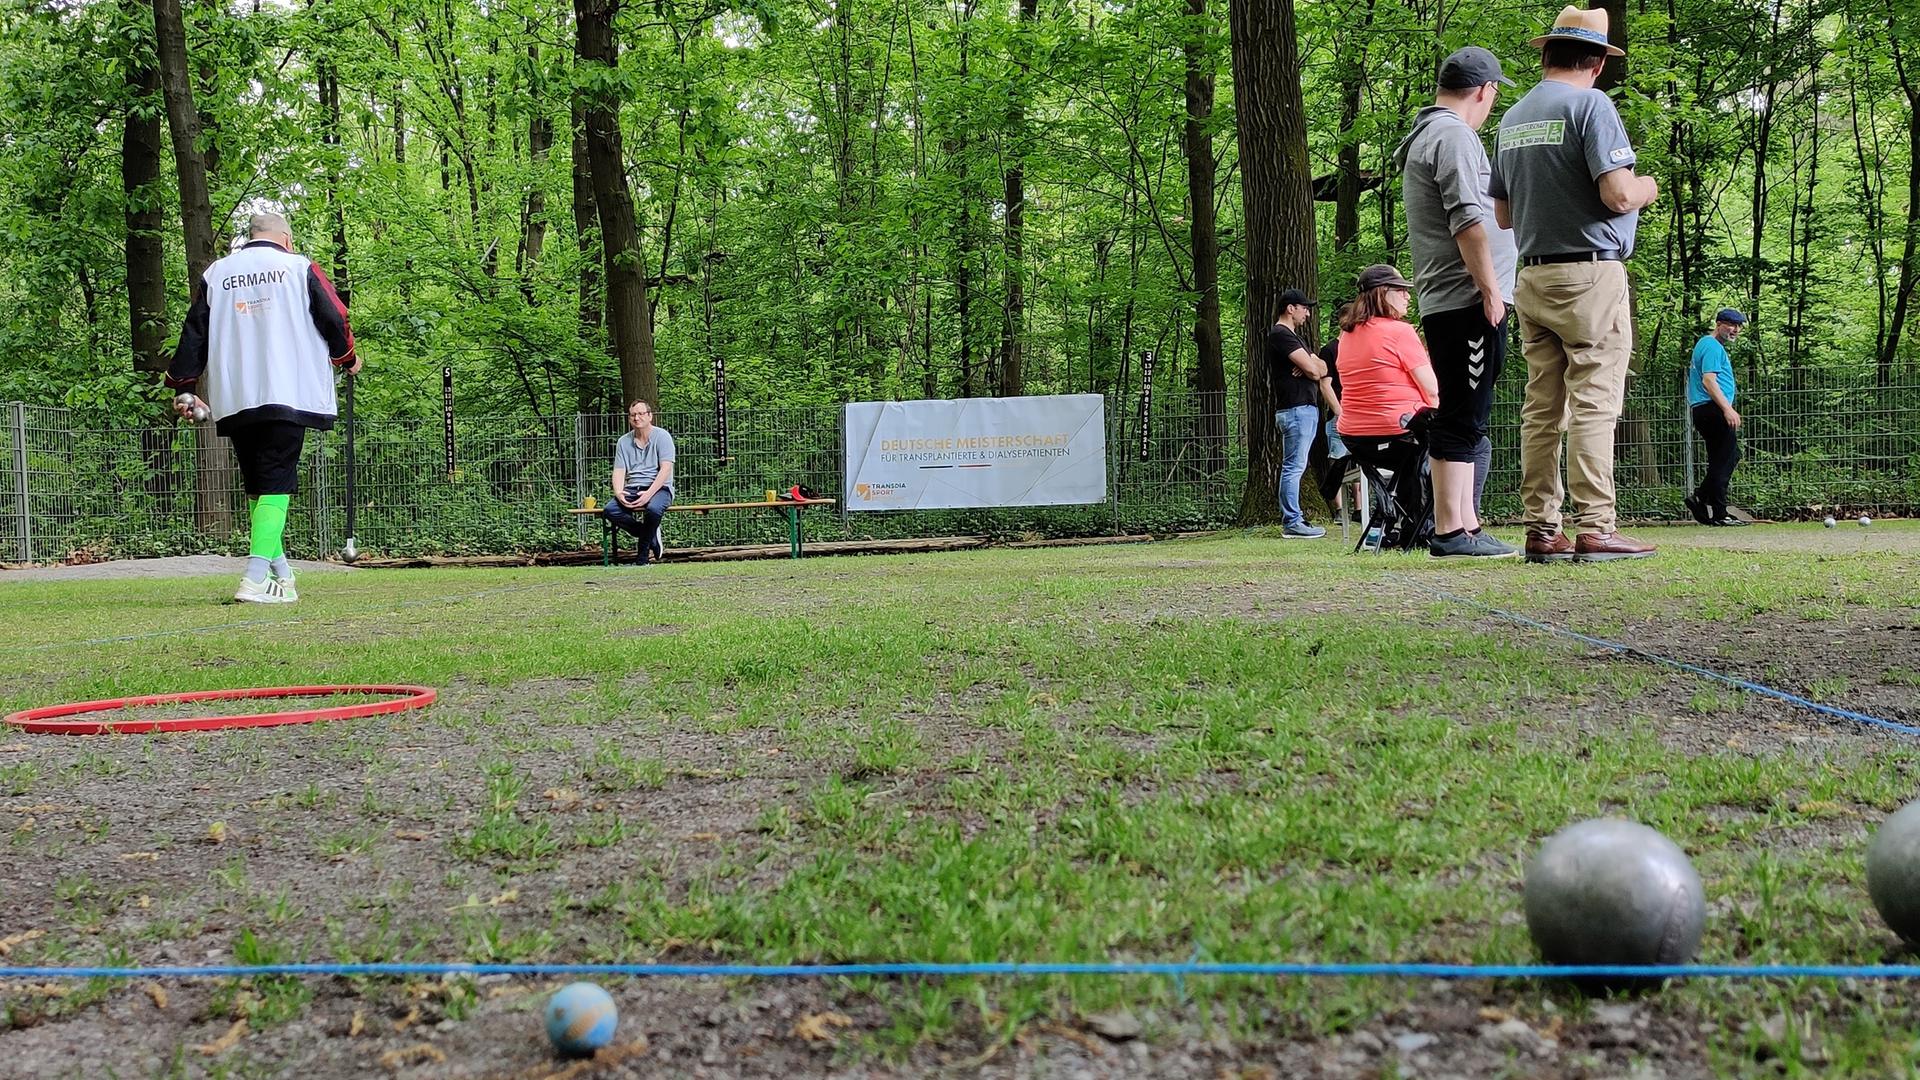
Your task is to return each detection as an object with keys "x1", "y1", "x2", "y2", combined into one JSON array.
[
  {"x1": 1334, "y1": 264, "x2": 1439, "y2": 440},
  {"x1": 1336, "y1": 266, "x2": 1436, "y2": 550},
  {"x1": 1335, "y1": 264, "x2": 1515, "y2": 557}
]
